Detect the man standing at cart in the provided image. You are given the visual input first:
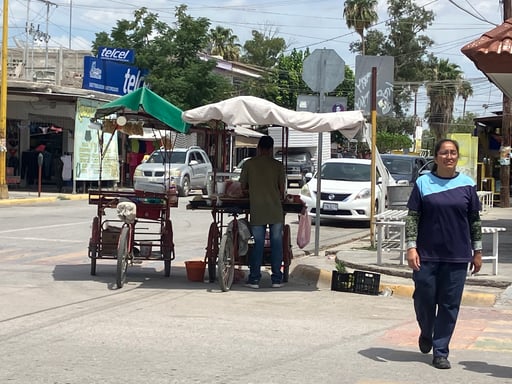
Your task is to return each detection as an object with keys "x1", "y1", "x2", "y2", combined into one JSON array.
[{"x1": 240, "y1": 135, "x2": 286, "y2": 289}]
